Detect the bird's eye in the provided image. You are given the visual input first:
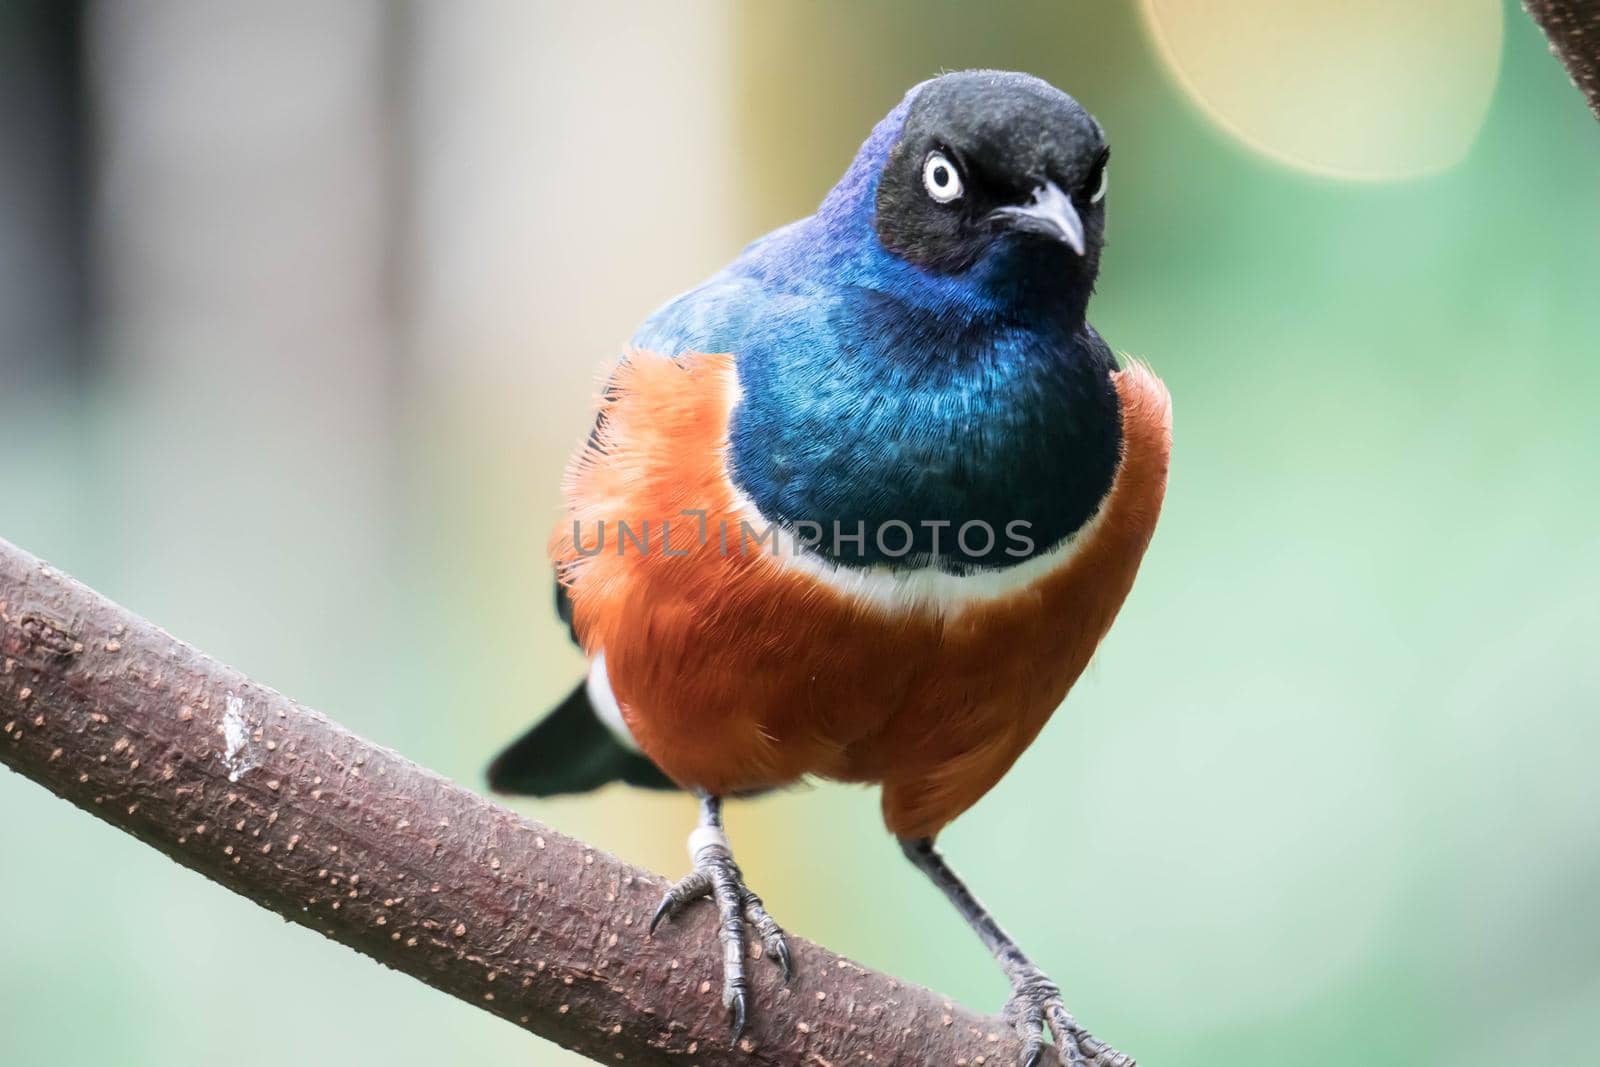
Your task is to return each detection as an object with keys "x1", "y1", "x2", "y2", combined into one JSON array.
[
  {"x1": 1086, "y1": 151, "x2": 1109, "y2": 205},
  {"x1": 922, "y1": 151, "x2": 963, "y2": 203}
]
